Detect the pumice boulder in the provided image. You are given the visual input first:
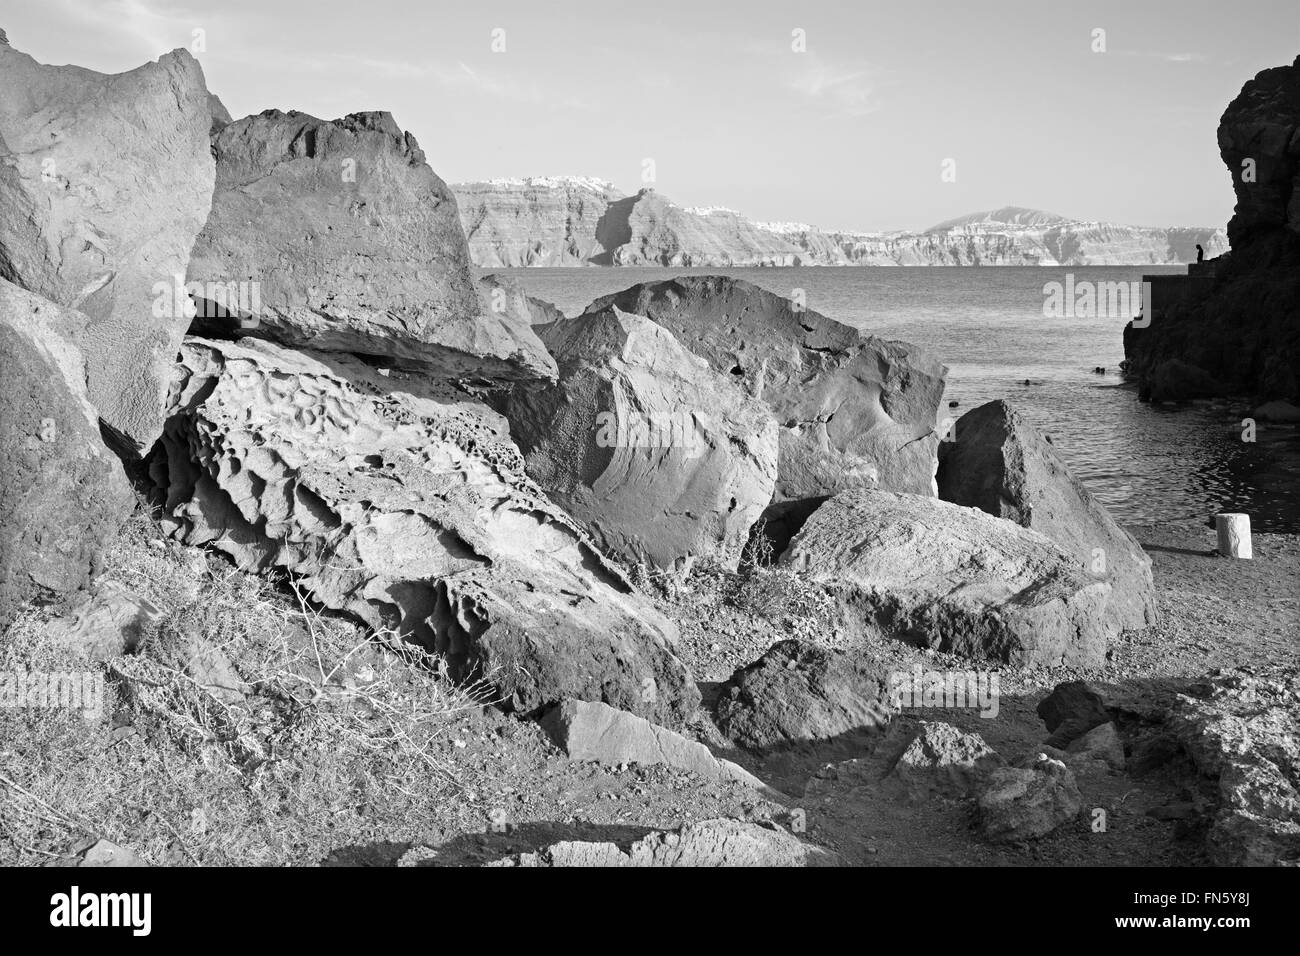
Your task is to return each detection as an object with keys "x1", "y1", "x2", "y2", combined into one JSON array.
[
  {"x1": 503, "y1": 306, "x2": 779, "y2": 571},
  {"x1": 148, "y1": 337, "x2": 698, "y2": 727},
  {"x1": 782, "y1": 490, "x2": 1117, "y2": 667},
  {"x1": 584, "y1": 276, "x2": 948, "y2": 504},
  {"x1": 0, "y1": 38, "x2": 216, "y2": 453},
  {"x1": 938, "y1": 399, "x2": 1157, "y2": 630},
  {"x1": 188, "y1": 109, "x2": 555, "y2": 382}
]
